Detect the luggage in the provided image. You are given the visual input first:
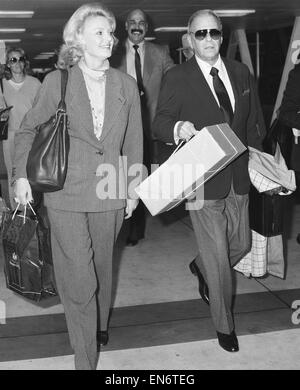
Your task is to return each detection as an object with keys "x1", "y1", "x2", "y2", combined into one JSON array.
[
  {"x1": 249, "y1": 185, "x2": 284, "y2": 237},
  {"x1": 1, "y1": 203, "x2": 57, "y2": 301}
]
